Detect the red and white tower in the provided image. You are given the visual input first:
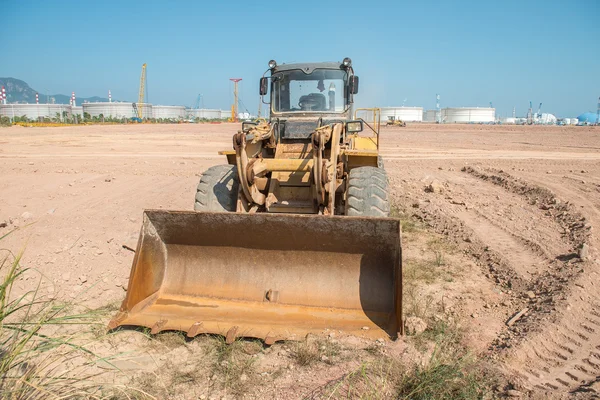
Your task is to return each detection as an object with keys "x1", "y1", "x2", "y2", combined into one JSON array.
[
  {"x1": 1, "y1": 86, "x2": 6, "y2": 104},
  {"x1": 71, "y1": 92, "x2": 76, "y2": 106},
  {"x1": 108, "y1": 90, "x2": 112, "y2": 103},
  {"x1": 36, "y1": 93, "x2": 39, "y2": 104}
]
